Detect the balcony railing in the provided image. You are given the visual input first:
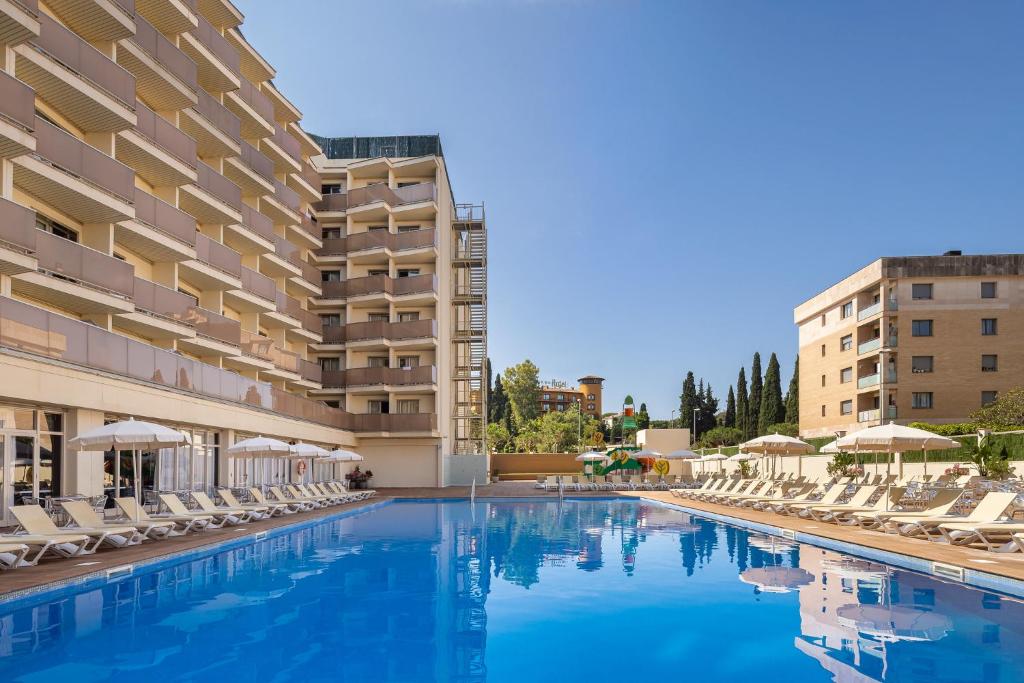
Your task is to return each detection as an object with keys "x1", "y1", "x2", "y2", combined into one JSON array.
[
  {"x1": 35, "y1": 231, "x2": 134, "y2": 297},
  {"x1": 239, "y1": 202, "x2": 274, "y2": 242},
  {"x1": 194, "y1": 88, "x2": 240, "y2": 142},
  {"x1": 317, "y1": 237, "x2": 346, "y2": 256},
  {"x1": 196, "y1": 160, "x2": 241, "y2": 210},
  {"x1": 298, "y1": 358, "x2": 321, "y2": 383},
  {"x1": 32, "y1": 13, "x2": 136, "y2": 107},
  {"x1": 348, "y1": 413, "x2": 437, "y2": 432},
  {"x1": 239, "y1": 328, "x2": 272, "y2": 361},
  {"x1": 190, "y1": 306, "x2": 240, "y2": 345},
  {"x1": 343, "y1": 319, "x2": 438, "y2": 343},
  {"x1": 268, "y1": 345, "x2": 299, "y2": 373},
  {"x1": 134, "y1": 100, "x2": 196, "y2": 167},
  {"x1": 322, "y1": 365, "x2": 437, "y2": 389},
  {"x1": 321, "y1": 274, "x2": 438, "y2": 299},
  {"x1": 132, "y1": 188, "x2": 196, "y2": 246},
  {"x1": 273, "y1": 178, "x2": 300, "y2": 212},
  {"x1": 0, "y1": 70, "x2": 35, "y2": 133},
  {"x1": 299, "y1": 159, "x2": 320, "y2": 189},
  {"x1": 347, "y1": 182, "x2": 436, "y2": 210},
  {"x1": 191, "y1": 14, "x2": 239, "y2": 76},
  {"x1": 195, "y1": 233, "x2": 241, "y2": 277},
  {"x1": 886, "y1": 405, "x2": 897, "y2": 419},
  {"x1": 346, "y1": 228, "x2": 437, "y2": 254},
  {"x1": 857, "y1": 373, "x2": 880, "y2": 389},
  {"x1": 857, "y1": 301, "x2": 883, "y2": 321},
  {"x1": 240, "y1": 265, "x2": 275, "y2": 301},
  {"x1": 297, "y1": 260, "x2": 319, "y2": 286},
  {"x1": 0, "y1": 197, "x2": 37, "y2": 252},
  {"x1": 132, "y1": 277, "x2": 193, "y2": 322},
  {"x1": 858, "y1": 409, "x2": 880, "y2": 423},
  {"x1": 0, "y1": 295, "x2": 351, "y2": 429},
  {"x1": 35, "y1": 118, "x2": 134, "y2": 203},
  {"x1": 273, "y1": 234, "x2": 300, "y2": 266},
  {"x1": 130, "y1": 12, "x2": 197, "y2": 92},
  {"x1": 240, "y1": 140, "x2": 273, "y2": 182},
  {"x1": 857, "y1": 337, "x2": 881, "y2": 355},
  {"x1": 313, "y1": 193, "x2": 347, "y2": 213},
  {"x1": 297, "y1": 213, "x2": 318, "y2": 239},
  {"x1": 271, "y1": 122, "x2": 300, "y2": 164},
  {"x1": 236, "y1": 77, "x2": 274, "y2": 124}
]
